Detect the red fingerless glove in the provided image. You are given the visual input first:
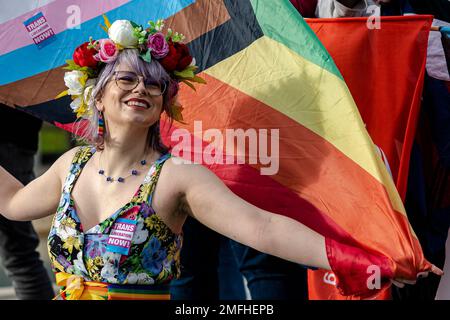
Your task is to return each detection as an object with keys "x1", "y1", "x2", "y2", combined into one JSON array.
[{"x1": 325, "y1": 237, "x2": 395, "y2": 297}]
